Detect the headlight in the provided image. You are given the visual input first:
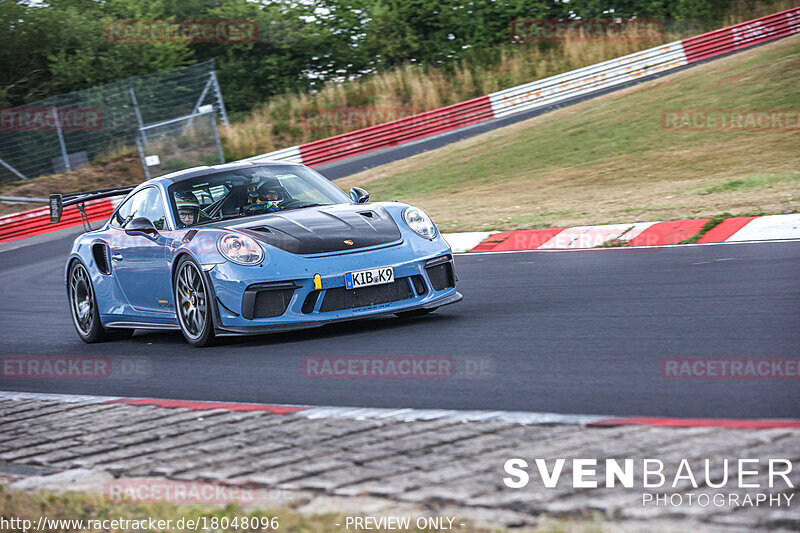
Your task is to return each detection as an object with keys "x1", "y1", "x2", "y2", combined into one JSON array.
[
  {"x1": 217, "y1": 233, "x2": 264, "y2": 265},
  {"x1": 403, "y1": 207, "x2": 437, "y2": 239}
]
